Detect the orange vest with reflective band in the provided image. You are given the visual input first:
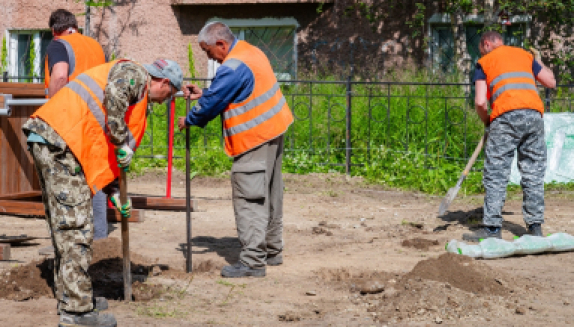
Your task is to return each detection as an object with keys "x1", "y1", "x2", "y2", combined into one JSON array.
[
  {"x1": 478, "y1": 45, "x2": 544, "y2": 122},
  {"x1": 221, "y1": 41, "x2": 294, "y2": 157},
  {"x1": 44, "y1": 32, "x2": 105, "y2": 97},
  {"x1": 33, "y1": 60, "x2": 148, "y2": 194}
]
